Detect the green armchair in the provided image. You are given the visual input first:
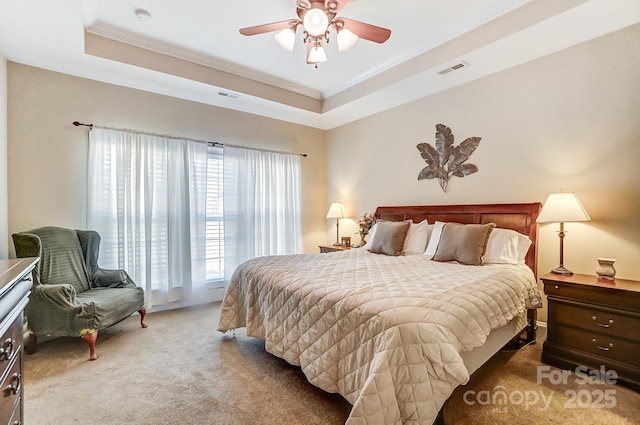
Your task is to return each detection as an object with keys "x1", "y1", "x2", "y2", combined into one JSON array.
[{"x1": 12, "y1": 226, "x2": 147, "y2": 360}]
